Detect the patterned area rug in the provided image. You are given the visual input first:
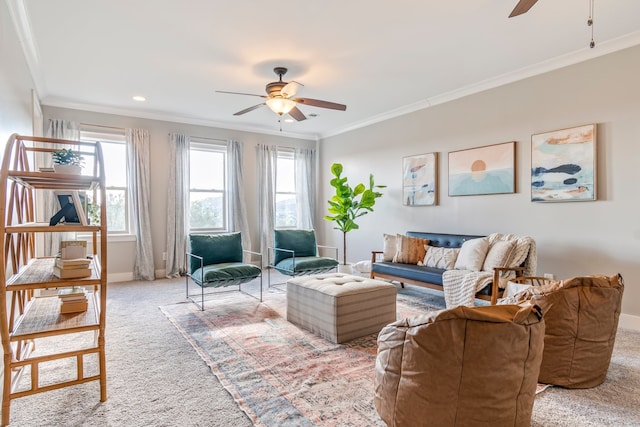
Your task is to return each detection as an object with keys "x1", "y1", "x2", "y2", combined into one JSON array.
[{"x1": 161, "y1": 285, "x2": 446, "y2": 427}]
